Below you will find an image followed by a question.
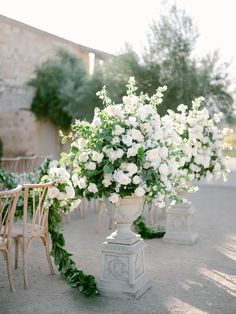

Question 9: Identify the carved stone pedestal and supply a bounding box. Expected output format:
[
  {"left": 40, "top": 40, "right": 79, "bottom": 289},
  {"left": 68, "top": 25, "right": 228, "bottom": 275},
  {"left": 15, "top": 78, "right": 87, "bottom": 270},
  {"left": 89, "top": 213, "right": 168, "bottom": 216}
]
[
  {"left": 163, "top": 199, "right": 198, "bottom": 245},
  {"left": 98, "top": 239, "right": 151, "bottom": 299}
]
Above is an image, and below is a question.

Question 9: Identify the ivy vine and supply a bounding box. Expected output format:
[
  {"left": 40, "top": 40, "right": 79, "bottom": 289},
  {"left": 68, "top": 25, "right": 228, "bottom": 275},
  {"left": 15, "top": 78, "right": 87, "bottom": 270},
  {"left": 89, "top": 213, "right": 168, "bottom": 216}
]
[{"left": 134, "top": 215, "right": 165, "bottom": 239}]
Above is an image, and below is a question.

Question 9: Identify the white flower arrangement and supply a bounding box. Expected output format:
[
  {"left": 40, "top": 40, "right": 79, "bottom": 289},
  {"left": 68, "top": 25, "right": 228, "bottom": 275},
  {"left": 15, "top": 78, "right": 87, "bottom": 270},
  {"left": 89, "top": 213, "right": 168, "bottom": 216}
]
[
  {"left": 61, "top": 78, "right": 187, "bottom": 206},
  {"left": 167, "top": 97, "right": 230, "bottom": 182},
  {"left": 42, "top": 160, "right": 80, "bottom": 212}
]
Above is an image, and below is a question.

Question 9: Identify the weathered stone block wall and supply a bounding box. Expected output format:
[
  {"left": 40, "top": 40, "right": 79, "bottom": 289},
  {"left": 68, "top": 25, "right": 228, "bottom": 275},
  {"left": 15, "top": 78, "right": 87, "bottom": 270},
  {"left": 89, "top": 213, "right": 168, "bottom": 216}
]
[{"left": 0, "top": 15, "right": 107, "bottom": 158}]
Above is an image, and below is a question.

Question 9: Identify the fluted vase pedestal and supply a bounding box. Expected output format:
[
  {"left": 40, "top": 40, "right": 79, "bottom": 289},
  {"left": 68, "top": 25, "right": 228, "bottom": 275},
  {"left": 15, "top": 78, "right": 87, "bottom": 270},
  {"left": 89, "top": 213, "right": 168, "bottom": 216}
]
[
  {"left": 163, "top": 199, "right": 198, "bottom": 245},
  {"left": 98, "top": 196, "right": 151, "bottom": 299}
]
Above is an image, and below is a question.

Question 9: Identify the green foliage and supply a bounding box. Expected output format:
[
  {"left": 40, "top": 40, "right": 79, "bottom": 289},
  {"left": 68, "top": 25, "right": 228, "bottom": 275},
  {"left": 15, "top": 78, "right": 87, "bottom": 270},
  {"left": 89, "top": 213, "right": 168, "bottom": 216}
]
[
  {"left": 29, "top": 50, "right": 88, "bottom": 129},
  {"left": 134, "top": 215, "right": 165, "bottom": 239}
]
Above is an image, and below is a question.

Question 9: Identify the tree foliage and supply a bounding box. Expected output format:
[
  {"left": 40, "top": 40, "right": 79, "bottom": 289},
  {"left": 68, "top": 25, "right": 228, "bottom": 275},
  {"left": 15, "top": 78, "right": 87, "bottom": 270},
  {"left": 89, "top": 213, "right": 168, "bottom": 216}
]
[
  {"left": 29, "top": 50, "right": 88, "bottom": 129},
  {"left": 95, "top": 5, "right": 234, "bottom": 117},
  {"left": 29, "top": 5, "right": 234, "bottom": 127}
]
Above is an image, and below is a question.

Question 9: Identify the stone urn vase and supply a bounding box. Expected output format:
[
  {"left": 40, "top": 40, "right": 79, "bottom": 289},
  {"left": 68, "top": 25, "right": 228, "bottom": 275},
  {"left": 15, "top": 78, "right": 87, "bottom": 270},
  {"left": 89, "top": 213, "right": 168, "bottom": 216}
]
[{"left": 105, "top": 195, "right": 144, "bottom": 245}]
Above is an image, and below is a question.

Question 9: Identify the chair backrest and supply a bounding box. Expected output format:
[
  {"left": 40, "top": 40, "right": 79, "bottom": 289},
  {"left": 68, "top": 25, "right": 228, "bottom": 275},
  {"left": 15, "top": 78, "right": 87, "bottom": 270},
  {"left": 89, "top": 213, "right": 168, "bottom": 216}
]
[
  {"left": 0, "top": 157, "right": 20, "bottom": 173},
  {"left": 22, "top": 182, "right": 53, "bottom": 234},
  {"left": 0, "top": 185, "right": 22, "bottom": 245}
]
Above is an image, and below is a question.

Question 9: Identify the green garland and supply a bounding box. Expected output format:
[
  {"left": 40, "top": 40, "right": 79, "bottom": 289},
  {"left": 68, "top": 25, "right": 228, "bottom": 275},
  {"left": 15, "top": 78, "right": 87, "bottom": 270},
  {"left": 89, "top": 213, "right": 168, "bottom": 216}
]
[
  {"left": 134, "top": 215, "right": 165, "bottom": 239},
  {"left": 0, "top": 168, "right": 99, "bottom": 297},
  {"left": 48, "top": 206, "right": 99, "bottom": 297}
]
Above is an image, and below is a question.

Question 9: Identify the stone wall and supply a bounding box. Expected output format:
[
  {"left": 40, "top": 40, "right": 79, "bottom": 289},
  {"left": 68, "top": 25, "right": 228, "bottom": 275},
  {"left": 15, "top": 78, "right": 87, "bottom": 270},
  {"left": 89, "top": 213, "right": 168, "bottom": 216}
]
[{"left": 0, "top": 15, "right": 108, "bottom": 158}]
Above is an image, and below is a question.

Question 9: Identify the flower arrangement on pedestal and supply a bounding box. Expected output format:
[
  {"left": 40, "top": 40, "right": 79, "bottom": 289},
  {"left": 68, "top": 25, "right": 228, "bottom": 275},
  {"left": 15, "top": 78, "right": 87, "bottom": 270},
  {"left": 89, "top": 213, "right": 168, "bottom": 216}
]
[
  {"left": 167, "top": 97, "right": 230, "bottom": 183},
  {"left": 61, "top": 77, "right": 187, "bottom": 207}
]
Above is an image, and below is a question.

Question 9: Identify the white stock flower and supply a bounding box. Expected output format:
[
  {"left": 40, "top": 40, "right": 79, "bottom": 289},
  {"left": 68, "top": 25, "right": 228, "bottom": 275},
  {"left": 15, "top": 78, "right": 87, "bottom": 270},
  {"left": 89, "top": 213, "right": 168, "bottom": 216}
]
[
  {"left": 49, "top": 160, "right": 59, "bottom": 168},
  {"left": 159, "top": 147, "right": 168, "bottom": 160},
  {"left": 88, "top": 183, "right": 98, "bottom": 193},
  {"left": 92, "top": 151, "right": 103, "bottom": 163},
  {"left": 113, "top": 125, "right": 125, "bottom": 136},
  {"left": 72, "top": 138, "right": 88, "bottom": 150},
  {"left": 85, "top": 162, "right": 96, "bottom": 170},
  {"left": 159, "top": 163, "right": 169, "bottom": 176},
  {"left": 135, "top": 186, "right": 145, "bottom": 197}
]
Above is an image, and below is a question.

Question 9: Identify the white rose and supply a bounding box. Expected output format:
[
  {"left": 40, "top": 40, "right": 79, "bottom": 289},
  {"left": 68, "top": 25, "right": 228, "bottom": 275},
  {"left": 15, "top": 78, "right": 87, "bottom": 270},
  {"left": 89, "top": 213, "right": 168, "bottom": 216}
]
[
  {"left": 159, "top": 163, "right": 169, "bottom": 176},
  {"left": 72, "top": 138, "right": 88, "bottom": 150},
  {"left": 127, "top": 146, "right": 138, "bottom": 158},
  {"left": 65, "top": 185, "right": 75, "bottom": 199},
  {"left": 132, "top": 175, "right": 141, "bottom": 184},
  {"left": 92, "top": 151, "right": 103, "bottom": 163},
  {"left": 131, "top": 129, "right": 144, "bottom": 142},
  {"left": 88, "top": 183, "right": 98, "bottom": 193},
  {"left": 47, "top": 186, "right": 60, "bottom": 199},
  {"left": 108, "top": 193, "right": 119, "bottom": 204},
  {"left": 135, "top": 186, "right": 145, "bottom": 197},
  {"left": 122, "top": 135, "right": 133, "bottom": 147},
  {"left": 85, "top": 162, "right": 96, "bottom": 170},
  {"left": 58, "top": 167, "right": 70, "bottom": 178},
  {"left": 57, "top": 192, "right": 66, "bottom": 200},
  {"left": 146, "top": 148, "right": 159, "bottom": 161},
  {"left": 115, "top": 149, "right": 124, "bottom": 159},
  {"left": 72, "top": 174, "right": 79, "bottom": 187},
  {"left": 79, "top": 152, "right": 89, "bottom": 163},
  {"left": 127, "top": 163, "right": 138, "bottom": 176},
  {"left": 49, "top": 167, "right": 59, "bottom": 177},
  {"left": 114, "top": 170, "right": 131, "bottom": 185},
  {"left": 78, "top": 177, "right": 87, "bottom": 189},
  {"left": 60, "top": 200, "right": 67, "bottom": 207}
]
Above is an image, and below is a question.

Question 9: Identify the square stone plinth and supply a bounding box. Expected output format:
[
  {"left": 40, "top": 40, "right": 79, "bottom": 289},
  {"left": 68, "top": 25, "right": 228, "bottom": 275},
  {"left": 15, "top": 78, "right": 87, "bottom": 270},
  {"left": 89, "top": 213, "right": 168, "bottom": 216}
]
[
  {"left": 98, "top": 239, "right": 151, "bottom": 299},
  {"left": 163, "top": 200, "right": 199, "bottom": 245}
]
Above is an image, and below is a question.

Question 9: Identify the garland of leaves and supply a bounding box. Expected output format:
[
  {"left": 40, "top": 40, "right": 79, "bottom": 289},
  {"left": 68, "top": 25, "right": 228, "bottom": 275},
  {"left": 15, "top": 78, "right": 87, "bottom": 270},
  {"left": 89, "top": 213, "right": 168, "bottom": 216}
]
[
  {"left": 134, "top": 215, "right": 166, "bottom": 239},
  {"left": 0, "top": 168, "right": 99, "bottom": 297}
]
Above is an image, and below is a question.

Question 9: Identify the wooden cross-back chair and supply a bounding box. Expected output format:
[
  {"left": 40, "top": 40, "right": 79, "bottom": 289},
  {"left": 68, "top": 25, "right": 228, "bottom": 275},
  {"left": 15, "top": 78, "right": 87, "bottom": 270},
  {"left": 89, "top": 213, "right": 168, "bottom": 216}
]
[
  {"left": 12, "top": 182, "right": 54, "bottom": 289},
  {"left": 0, "top": 185, "right": 22, "bottom": 291}
]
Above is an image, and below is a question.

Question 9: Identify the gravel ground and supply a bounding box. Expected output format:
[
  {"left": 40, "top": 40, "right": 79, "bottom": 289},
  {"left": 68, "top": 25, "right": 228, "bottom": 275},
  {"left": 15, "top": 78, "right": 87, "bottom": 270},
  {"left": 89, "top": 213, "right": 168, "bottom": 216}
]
[{"left": 0, "top": 183, "right": 236, "bottom": 314}]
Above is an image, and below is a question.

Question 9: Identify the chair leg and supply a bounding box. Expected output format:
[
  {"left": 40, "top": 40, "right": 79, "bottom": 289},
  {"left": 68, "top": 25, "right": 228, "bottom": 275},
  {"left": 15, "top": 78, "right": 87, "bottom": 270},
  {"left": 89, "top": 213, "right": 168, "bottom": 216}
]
[
  {"left": 41, "top": 234, "right": 55, "bottom": 275},
  {"left": 14, "top": 238, "right": 19, "bottom": 270},
  {"left": 23, "top": 239, "right": 29, "bottom": 290},
  {"left": 5, "top": 249, "right": 15, "bottom": 292}
]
